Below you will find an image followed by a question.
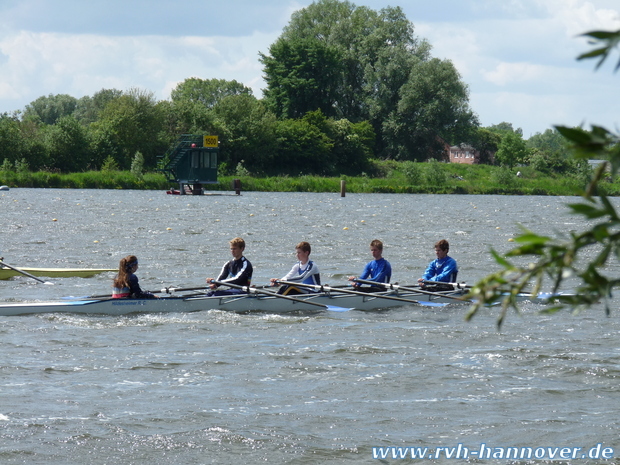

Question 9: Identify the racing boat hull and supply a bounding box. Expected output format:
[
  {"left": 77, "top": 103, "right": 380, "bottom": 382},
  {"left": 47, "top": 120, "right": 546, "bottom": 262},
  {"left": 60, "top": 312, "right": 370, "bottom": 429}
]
[{"left": 0, "top": 287, "right": 561, "bottom": 316}]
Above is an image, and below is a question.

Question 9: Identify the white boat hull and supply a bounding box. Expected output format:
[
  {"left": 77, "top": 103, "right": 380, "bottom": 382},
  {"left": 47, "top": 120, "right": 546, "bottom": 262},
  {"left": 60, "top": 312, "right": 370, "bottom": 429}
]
[{"left": 0, "top": 287, "right": 563, "bottom": 316}]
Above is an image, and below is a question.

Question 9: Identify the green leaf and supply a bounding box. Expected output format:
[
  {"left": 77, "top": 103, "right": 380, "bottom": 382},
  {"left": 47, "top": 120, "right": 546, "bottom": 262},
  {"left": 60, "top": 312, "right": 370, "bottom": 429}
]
[
  {"left": 581, "top": 30, "right": 620, "bottom": 40},
  {"left": 513, "top": 233, "right": 551, "bottom": 245},
  {"left": 578, "top": 48, "right": 608, "bottom": 60}
]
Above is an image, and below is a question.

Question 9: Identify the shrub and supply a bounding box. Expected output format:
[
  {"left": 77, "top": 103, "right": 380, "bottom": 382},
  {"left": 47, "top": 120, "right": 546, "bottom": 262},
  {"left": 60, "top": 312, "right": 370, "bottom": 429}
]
[
  {"left": 424, "top": 159, "right": 447, "bottom": 185},
  {"left": 402, "top": 161, "right": 423, "bottom": 185}
]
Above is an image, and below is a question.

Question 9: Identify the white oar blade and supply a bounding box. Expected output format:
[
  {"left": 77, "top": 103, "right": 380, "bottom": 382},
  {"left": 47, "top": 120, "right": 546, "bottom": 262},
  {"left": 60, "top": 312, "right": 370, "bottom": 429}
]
[
  {"left": 326, "top": 305, "right": 353, "bottom": 312},
  {"left": 417, "top": 301, "right": 448, "bottom": 307}
]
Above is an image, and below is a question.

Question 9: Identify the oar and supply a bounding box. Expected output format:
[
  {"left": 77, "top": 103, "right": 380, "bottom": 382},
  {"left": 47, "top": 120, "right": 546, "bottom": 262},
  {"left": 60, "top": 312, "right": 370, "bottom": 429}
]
[
  {"left": 354, "top": 278, "right": 467, "bottom": 302},
  {"left": 212, "top": 280, "right": 351, "bottom": 311},
  {"left": 158, "top": 285, "right": 211, "bottom": 294},
  {"left": 421, "top": 279, "right": 471, "bottom": 289},
  {"left": 0, "top": 260, "right": 53, "bottom": 285},
  {"left": 276, "top": 280, "right": 447, "bottom": 307}
]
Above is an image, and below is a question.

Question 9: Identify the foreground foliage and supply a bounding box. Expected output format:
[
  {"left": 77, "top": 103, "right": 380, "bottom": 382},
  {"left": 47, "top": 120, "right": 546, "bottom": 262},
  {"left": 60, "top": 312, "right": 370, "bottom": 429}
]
[{"left": 467, "top": 28, "right": 620, "bottom": 326}]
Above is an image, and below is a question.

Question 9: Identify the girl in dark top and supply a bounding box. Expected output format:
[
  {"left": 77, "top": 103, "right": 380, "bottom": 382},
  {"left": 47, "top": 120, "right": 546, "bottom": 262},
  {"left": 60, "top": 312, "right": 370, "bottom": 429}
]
[{"left": 112, "top": 255, "right": 156, "bottom": 299}]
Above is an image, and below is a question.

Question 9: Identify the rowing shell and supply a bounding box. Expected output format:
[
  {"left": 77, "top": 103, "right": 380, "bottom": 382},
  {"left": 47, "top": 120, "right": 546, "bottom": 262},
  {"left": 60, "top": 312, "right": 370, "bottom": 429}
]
[
  {"left": 0, "top": 266, "right": 116, "bottom": 280},
  {"left": 0, "top": 285, "right": 564, "bottom": 316}
]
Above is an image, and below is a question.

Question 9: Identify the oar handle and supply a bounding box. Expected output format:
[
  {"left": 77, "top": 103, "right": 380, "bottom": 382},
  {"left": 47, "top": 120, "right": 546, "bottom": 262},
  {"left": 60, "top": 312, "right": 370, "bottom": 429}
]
[
  {"left": 213, "top": 280, "right": 328, "bottom": 308},
  {"left": 353, "top": 278, "right": 405, "bottom": 289},
  {"left": 275, "top": 280, "right": 323, "bottom": 291},
  {"left": 422, "top": 280, "right": 470, "bottom": 289},
  {"left": 159, "top": 286, "right": 210, "bottom": 294},
  {"left": 211, "top": 280, "right": 249, "bottom": 292}
]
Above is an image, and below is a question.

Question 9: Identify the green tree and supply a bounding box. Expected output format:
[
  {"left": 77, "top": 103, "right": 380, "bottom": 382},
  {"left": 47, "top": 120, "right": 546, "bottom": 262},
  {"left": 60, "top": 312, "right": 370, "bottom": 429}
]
[
  {"left": 487, "top": 121, "right": 523, "bottom": 137},
  {"left": 0, "top": 113, "right": 24, "bottom": 164},
  {"left": 527, "top": 128, "right": 567, "bottom": 155},
  {"left": 23, "top": 94, "right": 78, "bottom": 125},
  {"left": 74, "top": 88, "right": 123, "bottom": 125},
  {"left": 19, "top": 117, "right": 50, "bottom": 170},
  {"left": 90, "top": 88, "right": 165, "bottom": 170},
  {"left": 273, "top": 118, "right": 333, "bottom": 175},
  {"left": 170, "top": 78, "right": 252, "bottom": 108},
  {"left": 301, "top": 110, "right": 375, "bottom": 174},
  {"left": 130, "top": 151, "right": 145, "bottom": 178},
  {"left": 262, "top": 0, "right": 476, "bottom": 160},
  {"left": 166, "top": 78, "right": 249, "bottom": 146},
  {"left": 468, "top": 28, "right": 620, "bottom": 326},
  {"left": 100, "top": 155, "right": 119, "bottom": 172},
  {"left": 384, "top": 57, "right": 478, "bottom": 160},
  {"left": 468, "top": 127, "right": 502, "bottom": 164},
  {"left": 161, "top": 99, "right": 215, "bottom": 136},
  {"left": 494, "top": 131, "right": 530, "bottom": 168},
  {"left": 526, "top": 129, "right": 575, "bottom": 175},
  {"left": 260, "top": 38, "right": 343, "bottom": 119},
  {"left": 211, "top": 94, "right": 278, "bottom": 173},
  {"left": 46, "top": 115, "right": 92, "bottom": 172}
]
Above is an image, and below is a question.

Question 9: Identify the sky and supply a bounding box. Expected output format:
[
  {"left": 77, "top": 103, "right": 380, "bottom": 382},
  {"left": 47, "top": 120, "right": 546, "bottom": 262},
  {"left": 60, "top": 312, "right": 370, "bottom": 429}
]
[{"left": 0, "top": 0, "right": 619, "bottom": 138}]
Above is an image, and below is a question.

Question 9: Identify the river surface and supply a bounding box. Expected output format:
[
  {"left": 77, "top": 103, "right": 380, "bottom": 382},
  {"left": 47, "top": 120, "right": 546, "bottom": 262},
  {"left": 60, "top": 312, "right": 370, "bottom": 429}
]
[{"left": 0, "top": 188, "right": 618, "bottom": 464}]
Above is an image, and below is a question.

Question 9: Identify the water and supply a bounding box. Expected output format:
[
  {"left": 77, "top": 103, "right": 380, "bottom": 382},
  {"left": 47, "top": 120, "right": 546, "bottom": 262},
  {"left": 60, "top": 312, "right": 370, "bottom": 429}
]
[{"left": 1, "top": 189, "right": 618, "bottom": 464}]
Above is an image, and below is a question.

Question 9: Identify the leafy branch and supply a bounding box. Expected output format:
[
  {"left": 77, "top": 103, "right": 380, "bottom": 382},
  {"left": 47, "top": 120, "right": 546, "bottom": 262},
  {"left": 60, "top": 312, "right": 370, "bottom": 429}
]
[
  {"left": 579, "top": 29, "right": 620, "bottom": 71},
  {"left": 468, "top": 29, "right": 620, "bottom": 327}
]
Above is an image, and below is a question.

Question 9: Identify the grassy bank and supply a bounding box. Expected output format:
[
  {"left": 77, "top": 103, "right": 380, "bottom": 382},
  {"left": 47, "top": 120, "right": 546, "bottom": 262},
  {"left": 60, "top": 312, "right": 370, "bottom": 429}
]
[{"left": 1, "top": 162, "right": 618, "bottom": 196}]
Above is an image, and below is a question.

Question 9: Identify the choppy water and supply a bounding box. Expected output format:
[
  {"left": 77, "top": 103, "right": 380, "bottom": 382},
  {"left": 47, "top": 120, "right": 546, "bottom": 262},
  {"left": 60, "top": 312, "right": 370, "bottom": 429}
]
[{"left": 1, "top": 189, "right": 618, "bottom": 464}]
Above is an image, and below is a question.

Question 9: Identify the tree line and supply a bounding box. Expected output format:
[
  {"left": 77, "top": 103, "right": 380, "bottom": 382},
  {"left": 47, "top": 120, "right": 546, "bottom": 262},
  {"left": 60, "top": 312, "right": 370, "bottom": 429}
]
[{"left": 0, "top": 0, "right": 581, "bottom": 178}]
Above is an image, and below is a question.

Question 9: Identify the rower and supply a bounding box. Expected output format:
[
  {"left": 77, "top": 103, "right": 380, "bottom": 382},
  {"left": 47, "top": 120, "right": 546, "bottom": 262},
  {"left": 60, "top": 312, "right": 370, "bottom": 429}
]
[
  {"left": 348, "top": 239, "right": 392, "bottom": 292},
  {"left": 270, "top": 241, "right": 320, "bottom": 295},
  {"left": 112, "top": 255, "right": 157, "bottom": 299},
  {"left": 206, "top": 237, "right": 253, "bottom": 296},
  {"left": 418, "top": 239, "right": 458, "bottom": 289}
]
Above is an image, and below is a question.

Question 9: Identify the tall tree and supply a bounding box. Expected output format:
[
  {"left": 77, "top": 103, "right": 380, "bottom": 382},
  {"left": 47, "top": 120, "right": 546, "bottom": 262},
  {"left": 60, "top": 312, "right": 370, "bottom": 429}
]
[
  {"left": 383, "top": 58, "right": 478, "bottom": 160},
  {"left": 261, "top": 0, "right": 476, "bottom": 161},
  {"left": 261, "top": 38, "right": 343, "bottom": 119}
]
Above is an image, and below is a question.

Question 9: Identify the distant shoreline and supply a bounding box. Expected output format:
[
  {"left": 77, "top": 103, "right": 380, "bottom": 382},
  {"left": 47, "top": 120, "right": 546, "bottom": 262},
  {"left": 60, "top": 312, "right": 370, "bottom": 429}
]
[{"left": 0, "top": 164, "right": 617, "bottom": 196}]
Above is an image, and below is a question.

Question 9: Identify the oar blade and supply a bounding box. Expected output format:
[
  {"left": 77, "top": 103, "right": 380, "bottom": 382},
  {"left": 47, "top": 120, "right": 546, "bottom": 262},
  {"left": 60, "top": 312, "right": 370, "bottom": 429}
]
[
  {"left": 416, "top": 301, "right": 449, "bottom": 307},
  {"left": 325, "top": 305, "right": 353, "bottom": 312}
]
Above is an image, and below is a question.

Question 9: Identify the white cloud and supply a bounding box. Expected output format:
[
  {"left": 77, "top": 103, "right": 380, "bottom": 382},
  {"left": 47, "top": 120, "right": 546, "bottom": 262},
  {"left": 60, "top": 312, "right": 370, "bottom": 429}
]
[
  {"left": 0, "top": 0, "right": 617, "bottom": 138},
  {"left": 0, "top": 29, "right": 277, "bottom": 108},
  {"left": 481, "top": 62, "right": 548, "bottom": 87}
]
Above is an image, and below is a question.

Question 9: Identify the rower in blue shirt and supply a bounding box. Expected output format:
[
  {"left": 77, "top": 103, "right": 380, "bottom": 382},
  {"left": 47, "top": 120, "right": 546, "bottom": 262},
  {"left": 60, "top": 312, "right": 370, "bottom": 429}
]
[
  {"left": 348, "top": 239, "right": 392, "bottom": 292},
  {"left": 419, "top": 239, "right": 458, "bottom": 285}
]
